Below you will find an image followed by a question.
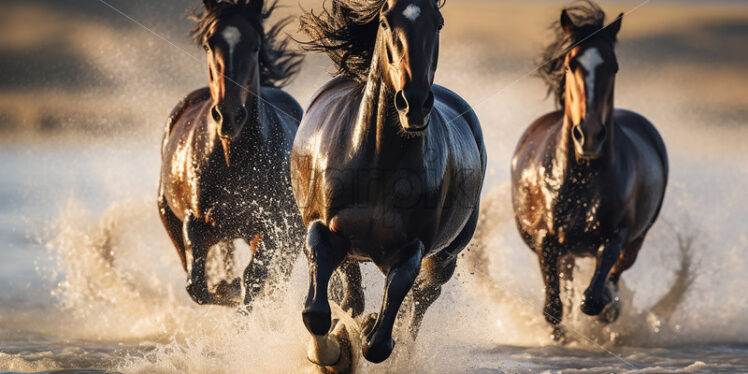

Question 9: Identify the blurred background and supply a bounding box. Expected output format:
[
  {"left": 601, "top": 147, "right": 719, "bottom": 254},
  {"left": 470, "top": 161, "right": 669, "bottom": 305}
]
[{"left": 0, "top": 0, "right": 746, "bottom": 373}]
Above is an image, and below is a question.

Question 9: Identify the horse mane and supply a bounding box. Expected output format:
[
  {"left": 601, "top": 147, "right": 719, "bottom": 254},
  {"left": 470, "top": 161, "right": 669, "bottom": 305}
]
[
  {"left": 537, "top": 0, "right": 616, "bottom": 108},
  {"left": 190, "top": 0, "right": 303, "bottom": 88},
  {"left": 299, "top": 0, "right": 445, "bottom": 83}
]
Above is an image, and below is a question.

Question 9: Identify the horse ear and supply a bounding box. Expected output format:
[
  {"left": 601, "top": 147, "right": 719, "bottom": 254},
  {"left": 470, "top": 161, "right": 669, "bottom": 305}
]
[
  {"left": 560, "top": 9, "right": 575, "bottom": 34},
  {"left": 608, "top": 13, "right": 623, "bottom": 38},
  {"left": 203, "top": 0, "right": 218, "bottom": 12},
  {"left": 246, "top": 0, "right": 264, "bottom": 14}
]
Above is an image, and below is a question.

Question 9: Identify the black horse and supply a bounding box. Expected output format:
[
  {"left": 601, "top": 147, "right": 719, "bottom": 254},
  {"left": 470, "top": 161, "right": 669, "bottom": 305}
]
[
  {"left": 511, "top": 1, "right": 668, "bottom": 341},
  {"left": 293, "top": 0, "right": 486, "bottom": 367},
  {"left": 158, "top": 0, "right": 304, "bottom": 307}
]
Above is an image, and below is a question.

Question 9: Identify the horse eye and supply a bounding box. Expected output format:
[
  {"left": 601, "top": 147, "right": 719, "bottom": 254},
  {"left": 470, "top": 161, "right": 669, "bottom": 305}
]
[
  {"left": 203, "top": 44, "right": 209, "bottom": 51},
  {"left": 380, "top": 19, "right": 388, "bottom": 30},
  {"left": 253, "top": 46, "right": 260, "bottom": 53}
]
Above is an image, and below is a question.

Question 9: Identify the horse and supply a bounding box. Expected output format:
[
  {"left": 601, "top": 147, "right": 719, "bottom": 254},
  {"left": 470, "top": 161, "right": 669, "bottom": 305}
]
[
  {"left": 157, "top": 0, "right": 305, "bottom": 307},
  {"left": 511, "top": 0, "right": 668, "bottom": 341},
  {"left": 292, "top": 0, "right": 486, "bottom": 367}
]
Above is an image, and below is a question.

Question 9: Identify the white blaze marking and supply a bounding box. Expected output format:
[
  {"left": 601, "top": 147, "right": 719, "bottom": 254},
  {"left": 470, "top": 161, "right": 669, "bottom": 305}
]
[
  {"left": 577, "top": 47, "right": 603, "bottom": 105},
  {"left": 222, "top": 26, "right": 241, "bottom": 59},
  {"left": 402, "top": 4, "right": 421, "bottom": 22}
]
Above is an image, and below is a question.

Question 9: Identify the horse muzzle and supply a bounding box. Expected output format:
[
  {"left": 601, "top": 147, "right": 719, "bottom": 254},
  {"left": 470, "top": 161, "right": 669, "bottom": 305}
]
[
  {"left": 572, "top": 123, "right": 606, "bottom": 160},
  {"left": 212, "top": 104, "right": 248, "bottom": 140},
  {"left": 395, "top": 89, "right": 433, "bottom": 133}
]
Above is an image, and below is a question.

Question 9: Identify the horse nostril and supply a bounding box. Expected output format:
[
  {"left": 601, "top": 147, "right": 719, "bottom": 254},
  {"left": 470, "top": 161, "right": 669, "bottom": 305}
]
[
  {"left": 597, "top": 126, "right": 607, "bottom": 142},
  {"left": 211, "top": 106, "right": 222, "bottom": 123},
  {"left": 423, "top": 91, "right": 434, "bottom": 112},
  {"left": 572, "top": 125, "right": 584, "bottom": 143},
  {"left": 395, "top": 90, "right": 408, "bottom": 112}
]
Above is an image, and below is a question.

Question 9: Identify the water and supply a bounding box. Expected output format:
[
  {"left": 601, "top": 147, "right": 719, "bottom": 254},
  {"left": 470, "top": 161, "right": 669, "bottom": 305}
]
[
  {"left": 1, "top": 135, "right": 747, "bottom": 373},
  {"left": 2, "top": 1, "right": 748, "bottom": 373}
]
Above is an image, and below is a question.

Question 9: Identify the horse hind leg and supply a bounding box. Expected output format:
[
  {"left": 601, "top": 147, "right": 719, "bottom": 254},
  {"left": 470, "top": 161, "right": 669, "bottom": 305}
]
[
  {"left": 407, "top": 206, "right": 479, "bottom": 341},
  {"left": 408, "top": 251, "right": 456, "bottom": 341},
  {"left": 330, "top": 261, "right": 365, "bottom": 318},
  {"left": 213, "top": 240, "right": 241, "bottom": 306},
  {"left": 361, "top": 241, "right": 423, "bottom": 363},
  {"left": 598, "top": 235, "right": 645, "bottom": 324},
  {"left": 242, "top": 231, "right": 289, "bottom": 310}
]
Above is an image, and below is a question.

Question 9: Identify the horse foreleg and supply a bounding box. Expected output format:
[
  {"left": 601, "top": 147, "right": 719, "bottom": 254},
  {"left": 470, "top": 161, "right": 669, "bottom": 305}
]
[
  {"left": 183, "top": 213, "right": 218, "bottom": 305},
  {"left": 158, "top": 193, "right": 187, "bottom": 272},
  {"left": 559, "top": 254, "right": 575, "bottom": 317},
  {"left": 538, "top": 238, "right": 563, "bottom": 341},
  {"left": 303, "top": 221, "right": 349, "bottom": 336},
  {"left": 361, "top": 241, "right": 423, "bottom": 363},
  {"left": 581, "top": 229, "right": 627, "bottom": 317}
]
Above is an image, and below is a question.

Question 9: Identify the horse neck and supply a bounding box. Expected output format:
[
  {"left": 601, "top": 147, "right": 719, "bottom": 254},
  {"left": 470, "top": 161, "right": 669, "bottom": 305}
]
[
  {"left": 234, "top": 78, "right": 267, "bottom": 148},
  {"left": 351, "top": 35, "right": 423, "bottom": 163}
]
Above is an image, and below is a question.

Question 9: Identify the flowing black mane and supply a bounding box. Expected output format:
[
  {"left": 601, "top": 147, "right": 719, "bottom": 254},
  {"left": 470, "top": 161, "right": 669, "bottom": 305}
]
[
  {"left": 190, "top": 0, "right": 303, "bottom": 88},
  {"left": 537, "top": 0, "right": 616, "bottom": 108},
  {"left": 299, "top": 0, "right": 444, "bottom": 83}
]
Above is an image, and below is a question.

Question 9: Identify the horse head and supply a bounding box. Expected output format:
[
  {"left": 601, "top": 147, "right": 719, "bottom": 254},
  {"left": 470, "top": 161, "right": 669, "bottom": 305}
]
[
  {"left": 198, "top": 0, "right": 265, "bottom": 163},
  {"left": 377, "top": 0, "right": 444, "bottom": 133},
  {"left": 561, "top": 9, "right": 622, "bottom": 160}
]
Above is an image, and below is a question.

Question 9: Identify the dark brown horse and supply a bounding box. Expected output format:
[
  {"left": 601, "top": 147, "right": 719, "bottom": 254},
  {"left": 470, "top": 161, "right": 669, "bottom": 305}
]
[
  {"left": 511, "top": 1, "right": 668, "bottom": 341},
  {"left": 293, "top": 0, "right": 486, "bottom": 367},
  {"left": 158, "top": 0, "right": 304, "bottom": 307}
]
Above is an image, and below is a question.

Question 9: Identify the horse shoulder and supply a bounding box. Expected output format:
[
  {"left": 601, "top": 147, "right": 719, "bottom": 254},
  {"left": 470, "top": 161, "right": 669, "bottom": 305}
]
[
  {"left": 432, "top": 85, "right": 483, "bottom": 145},
  {"left": 304, "top": 77, "right": 359, "bottom": 112},
  {"left": 165, "top": 87, "right": 211, "bottom": 136},
  {"left": 614, "top": 109, "right": 668, "bottom": 175},
  {"left": 260, "top": 86, "right": 303, "bottom": 125}
]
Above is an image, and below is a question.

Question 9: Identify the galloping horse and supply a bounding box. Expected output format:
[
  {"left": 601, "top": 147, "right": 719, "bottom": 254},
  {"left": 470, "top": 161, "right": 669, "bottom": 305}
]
[
  {"left": 511, "top": 1, "right": 668, "bottom": 341},
  {"left": 293, "top": 0, "right": 486, "bottom": 367},
  {"left": 158, "top": 0, "right": 304, "bottom": 306}
]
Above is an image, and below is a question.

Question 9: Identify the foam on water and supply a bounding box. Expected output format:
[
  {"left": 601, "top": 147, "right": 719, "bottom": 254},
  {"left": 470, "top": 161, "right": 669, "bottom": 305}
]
[{"left": 4, "top": 143, "right": 743, "bottom": 373}]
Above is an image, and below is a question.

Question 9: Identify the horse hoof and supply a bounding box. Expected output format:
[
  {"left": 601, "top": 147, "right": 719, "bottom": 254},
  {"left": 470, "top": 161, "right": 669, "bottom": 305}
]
[
  {"left": 304, "top": 304, "right": 333, "bottom": 336},
  {"left": 186, "top": 283, "right": 211, "bottom": 305},
  {"left": 598, "top": 283, "right": 621, "bottom": 324},
  {"left": 581, "top": 290, "right": 608, "bottom": 316},
  {"left": 361, "top": 333, "right": 394, "bottom": 363},
  {"left": 551, "top": 326, "right": 567, "bottom": 343},
  {"left": 308, "top": 320, "right": 356, "bottom": 374},
  {"left": 214, "top": 278, "right": 242, "bottom": 306}
]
